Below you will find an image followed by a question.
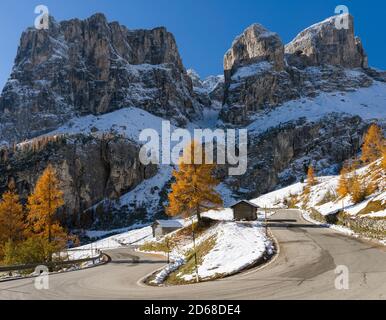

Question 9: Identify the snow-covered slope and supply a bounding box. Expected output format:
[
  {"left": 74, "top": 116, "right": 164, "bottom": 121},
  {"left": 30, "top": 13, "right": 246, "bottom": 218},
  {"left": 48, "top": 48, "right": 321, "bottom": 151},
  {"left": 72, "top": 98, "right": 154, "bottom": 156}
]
[
  {"left": 69, "top": 206, "right": 272, "bottom": 284},
  {"left": 140, "top": 209, "right": 273, "bottom": 284},
  {"left": 116, "top": 165, "right": 174, "bottom": 214},
  {"left": 179, "top": 220, "right": 272, "bottom": 282},
  {"left": 68, "top": 226, "right": 154, "bottom": 260},
  {"left": 50, "top": 107, "right": 178, "bottom": 141},
  {"left": 251, "top": 159, "right": 386, "bottom": 219},
  {"left": 247, "top": 81, "right": 386, "bottom": 136},
  {"left": 47, "top": 106, "right": 235, "bottom": 222}
]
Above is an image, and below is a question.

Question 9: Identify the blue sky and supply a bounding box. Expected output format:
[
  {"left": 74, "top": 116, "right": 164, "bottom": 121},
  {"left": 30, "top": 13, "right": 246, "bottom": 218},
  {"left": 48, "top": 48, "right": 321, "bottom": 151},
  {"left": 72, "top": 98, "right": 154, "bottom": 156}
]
[{"left": 0, "top": 0, "right": 385, "bottom": 90}]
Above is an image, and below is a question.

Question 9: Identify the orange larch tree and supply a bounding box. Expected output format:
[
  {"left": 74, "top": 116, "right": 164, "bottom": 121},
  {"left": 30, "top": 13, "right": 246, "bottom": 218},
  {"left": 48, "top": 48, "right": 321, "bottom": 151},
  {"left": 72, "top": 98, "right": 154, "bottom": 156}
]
[
  {"left": 167, "top": 141, "right": 223, "bottom": 222},
  {"left": 350, "top": 174, "right": 365, "bottom": 204},
  {"left": 307, "top": 165, "right": 317, "bottom": 187},
  {"left": 166, "top": 141, "right": 223, "bottom": 283},
  {"left": 27, "top": 164, "right": 66, "bottom": 245},
  {"left": 0, "top": 190, "right": 25, "bottom": 245},
  {"left": 337, "top": 164, "right": 350, "bottom": 198},
  {"left": 361, "top": 124, "right": 384, "bottom": 163}
]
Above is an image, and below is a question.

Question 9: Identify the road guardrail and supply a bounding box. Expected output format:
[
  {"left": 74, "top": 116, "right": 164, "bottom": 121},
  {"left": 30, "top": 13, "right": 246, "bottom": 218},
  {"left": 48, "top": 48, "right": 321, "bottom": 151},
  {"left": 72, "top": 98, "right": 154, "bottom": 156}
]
[{"left": 0, "top": 253, "right": 107, "bottom": 273}]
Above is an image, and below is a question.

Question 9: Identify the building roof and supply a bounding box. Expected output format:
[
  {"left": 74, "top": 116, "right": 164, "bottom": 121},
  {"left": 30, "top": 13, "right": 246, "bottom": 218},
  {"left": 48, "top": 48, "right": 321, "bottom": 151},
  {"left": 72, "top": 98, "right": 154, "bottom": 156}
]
[
  {"left": 230, "top": 200, "right": 260, "bottom": 209},
  {"left": 153, "top": 220, "right": 184, "bottom": 228}
]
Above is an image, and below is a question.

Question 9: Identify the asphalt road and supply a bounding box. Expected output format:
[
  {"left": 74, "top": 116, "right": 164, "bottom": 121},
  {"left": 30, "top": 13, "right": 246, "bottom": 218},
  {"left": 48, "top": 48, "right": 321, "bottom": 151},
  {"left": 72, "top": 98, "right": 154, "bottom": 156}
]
[{"left": 1, "top": 210, "right": 386, "bottom": 300}]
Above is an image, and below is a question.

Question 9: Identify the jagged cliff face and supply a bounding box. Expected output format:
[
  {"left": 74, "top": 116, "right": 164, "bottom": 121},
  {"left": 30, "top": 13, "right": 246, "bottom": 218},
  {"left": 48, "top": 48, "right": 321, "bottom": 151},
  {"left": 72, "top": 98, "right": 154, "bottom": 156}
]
[
  {"left": 218, "top": 14, "right": 386, "bottom": 204},
  {"left": 0, "top": 13, "right": 200, "bottom": 144},
  {"left": 224, "top": 23, "right": 285, "bottom": 74},
  {"left": 285, "top": 14, "right": 368, "bottom": 69},
  {"left": 220, "top": 14, "right": 378, "bottom": 125},
  {"left": 187, "top": 69, "right": 225, "bottom": 106},
  {"left": 226, "top": 114, "right": 368, "bottom": 199},
  {"left": 0, "top": 134, "right": 157, "bottom": 228}
]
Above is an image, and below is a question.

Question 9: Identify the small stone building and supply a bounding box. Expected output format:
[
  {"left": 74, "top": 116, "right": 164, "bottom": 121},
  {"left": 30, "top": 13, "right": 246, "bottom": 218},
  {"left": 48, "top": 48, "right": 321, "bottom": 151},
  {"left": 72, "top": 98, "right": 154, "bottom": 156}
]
[
  {"left": 231, "top": 200, "right": 260, "bottom": 221},
  {"left": 152, "top": 220, "right": 184, "bottom": 238}
]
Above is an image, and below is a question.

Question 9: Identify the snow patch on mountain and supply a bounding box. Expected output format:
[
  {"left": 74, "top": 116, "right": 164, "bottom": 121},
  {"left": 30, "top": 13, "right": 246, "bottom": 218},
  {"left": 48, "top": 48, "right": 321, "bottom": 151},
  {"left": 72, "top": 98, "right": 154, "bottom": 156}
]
[
  {"left": 117, "top": 165, "right": 173, "bottom": 214},
  {"left": 247, "top": 81, "right": 386, "bottom": 136},
  {"left": 50, "top": 107, "right": 177, "bottom": 141},
  {"left": 187, "top": 68, "right": 224, "bottom": 95},
  {"left": 202, "top": 75, "right": 224, "bottom": 93},
  {"left": 231, "top": 61, "right": 273, "bottom": 81}
]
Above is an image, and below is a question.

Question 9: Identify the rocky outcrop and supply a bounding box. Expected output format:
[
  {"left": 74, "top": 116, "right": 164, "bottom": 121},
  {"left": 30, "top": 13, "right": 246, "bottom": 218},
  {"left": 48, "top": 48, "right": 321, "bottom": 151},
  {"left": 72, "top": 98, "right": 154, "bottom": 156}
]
[
  {"left": 225, "top": 114, "right": 367, "bottom": 198},
  {"left": 285, "top": 14, "right": 368, "bottom": 69},
  {"left": 220, "top": 64, "right": 299, "bottom": 125},
  {"left": 0, "top": 13, "right": 201, "bottom": 144},
  {"left": 187, "top": 69, "right": 225, "bottom": 106},
  {"left": 224, "top": 24, "right": 285, "bottom": 76},
  {"left": 311, "top": 208, "right": 386, "bottom": 238},
  {"left": 221, "top": 15, "right": 375, "bottom": 125},
  {"left": 0, "top": 134, "right": 157, "bottom": 228},
  {"left": 206, "top": 76, "right": 225, "bottom": 103}
]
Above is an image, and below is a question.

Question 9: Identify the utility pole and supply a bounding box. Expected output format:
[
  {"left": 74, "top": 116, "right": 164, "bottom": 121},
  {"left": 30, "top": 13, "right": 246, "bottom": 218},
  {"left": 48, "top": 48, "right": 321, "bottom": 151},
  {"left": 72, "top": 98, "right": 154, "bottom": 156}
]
[
  {"left": 90, "top": 241, "right": 94, "bottom": 264},
  {"left": 191, "top": 217, "right": 199, "bottom": 283},
  {"left": 166, "top": 238, "right": 170, "bottom": 264}
]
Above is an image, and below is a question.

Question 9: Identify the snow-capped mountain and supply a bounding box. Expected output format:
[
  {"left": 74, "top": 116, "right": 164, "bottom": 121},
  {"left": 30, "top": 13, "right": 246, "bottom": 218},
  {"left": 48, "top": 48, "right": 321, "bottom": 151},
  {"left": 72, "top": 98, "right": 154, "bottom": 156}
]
[
  {"left": 0, "top": 13, "right": 385, "bottom": 232},
  {"left": 0, "top": 13, "right": 202, "bottom": 144},
  {"left": 187, "top": 69, "right": 225, "bottom": 107},
  {"left": 220, "top": 14, "right": 384, "bottom": 125},
  {"left": 217, "top": 13, "right": 386, "bottom": 201}
]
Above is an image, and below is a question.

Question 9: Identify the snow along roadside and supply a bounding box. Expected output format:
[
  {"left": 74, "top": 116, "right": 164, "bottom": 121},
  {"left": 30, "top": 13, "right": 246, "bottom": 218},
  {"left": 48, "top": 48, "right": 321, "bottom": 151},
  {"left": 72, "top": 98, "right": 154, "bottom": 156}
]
[
  {"left": 143, "top": 219, "right": 275, "bottom": 286},
  {"left": 180, "top": 221, "right": 274, "bottom": 283}
]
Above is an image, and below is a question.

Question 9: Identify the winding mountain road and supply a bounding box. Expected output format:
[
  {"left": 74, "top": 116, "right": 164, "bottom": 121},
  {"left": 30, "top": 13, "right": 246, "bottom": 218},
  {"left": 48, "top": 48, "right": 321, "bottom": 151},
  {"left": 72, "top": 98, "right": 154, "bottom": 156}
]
[{"left": 1, "top": 210, "right": 386, "bottom": 300}]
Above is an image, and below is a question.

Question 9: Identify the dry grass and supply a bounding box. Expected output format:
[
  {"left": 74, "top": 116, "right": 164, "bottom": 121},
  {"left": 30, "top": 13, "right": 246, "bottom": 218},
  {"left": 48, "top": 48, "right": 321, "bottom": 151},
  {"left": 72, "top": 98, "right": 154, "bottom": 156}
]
[
  {"left": 165, "top": 235, "right": 217, "bottom": 285},
  {"left": 315, "top": 190, "right": 337, "bottom": 206},
  {"left": 357, "top": 201, "right": 386, "bottom": 216},
  {"left": 140, "top": 218, "right": 217, "bottom": 254},
  {"left": 139, "top": 240, "right": 169, "bottom": 253}
]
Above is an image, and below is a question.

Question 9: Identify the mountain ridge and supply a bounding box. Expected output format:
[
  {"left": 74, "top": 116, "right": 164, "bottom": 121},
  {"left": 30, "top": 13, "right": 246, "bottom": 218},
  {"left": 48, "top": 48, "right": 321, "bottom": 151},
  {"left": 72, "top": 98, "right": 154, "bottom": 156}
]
[
  {"left": 0, "top": 13, "right": 202, "bottom": 144},
  {"left": 0, "top": 12, "right": 385, "bottom": 232}
]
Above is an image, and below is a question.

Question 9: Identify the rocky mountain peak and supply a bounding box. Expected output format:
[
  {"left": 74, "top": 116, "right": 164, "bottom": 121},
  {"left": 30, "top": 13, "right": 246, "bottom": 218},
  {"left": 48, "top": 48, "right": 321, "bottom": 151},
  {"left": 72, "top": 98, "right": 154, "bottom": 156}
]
[
  {"left": 187, "top": 69, "right": 202, "bottom": 87},
  {"left": 187, "top": 69, "right": 225, "bottom": 105},
  {"left": 220, "top": 14, "right": 377, "bottom": 126},
  {"left": 285, "top": 14, "right": 368, "bottom": 69},
  {"left": 0, "top": 13, "right": 199, "bottom": 144},
  {"left": 224, "top": 23, "right": 285, "bottom": 80},
  {"left": 87, "top": 12, "right": 109, "bottom": 23}
]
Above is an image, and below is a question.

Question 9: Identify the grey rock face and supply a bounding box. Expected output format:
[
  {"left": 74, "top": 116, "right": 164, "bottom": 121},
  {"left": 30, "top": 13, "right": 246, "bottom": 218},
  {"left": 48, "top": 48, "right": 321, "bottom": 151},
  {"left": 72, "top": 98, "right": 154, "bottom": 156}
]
[
  {"left": 0, "top": 134, "right": 157, "bottom": 228},
  {"left": 221, "top": 15, "right": 374, "bottom": 125},
  {"left": 221, "top": 24, "right": 286, "bottom": 124},
  {"left": 285, "top": 14, "right": 368, "bottom": 69},
  {"left": 203, "top": 75, "right": 225, "bottom": 104},
  {"left": 226, "top": 114, "right": 367, "bottom": 199},
  {"left": 0, "top": 13, "right": 200, "bottom": 143},
  {"left": 224, "top": 23, "right": 285, "bottom": 77},
  {"left": 220, "top": 65, "right": 299, "bottom": 125},
  {"left": 187, "top": 69, "right": 225, "bottom": 106}
]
